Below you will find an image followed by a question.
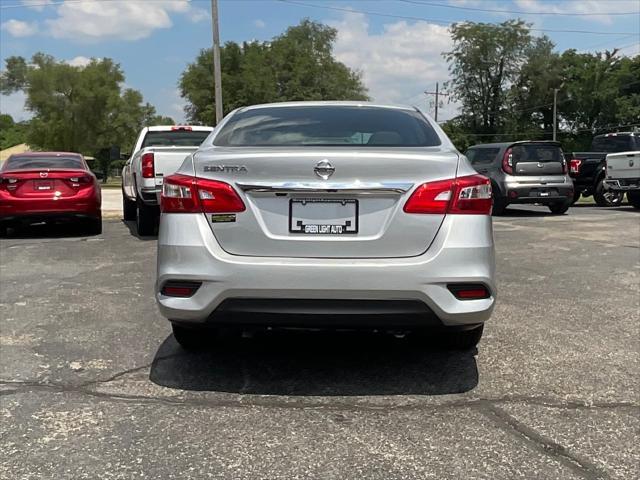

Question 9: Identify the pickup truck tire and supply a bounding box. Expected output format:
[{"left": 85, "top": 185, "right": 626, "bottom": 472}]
[
  {"left": 172, "top": 324, "right": 216, "bottom": 351},
  {"left": 548, "top": 201, "right": 571, "bottom": 215},
  {"left": 122, "top": 189, "right": 136, "bottom": 221},
  {"left": 594, "top": 178, "right": 624, "bottom": 207},
  {"left": 136, "top": 199, "right": 157, "bottom": 236},
  {"left": 571, "top": 190, "right": 581, "bottom": 204},
  {"left": 627, "top": 191, "right": 640, "bottom": 209}
]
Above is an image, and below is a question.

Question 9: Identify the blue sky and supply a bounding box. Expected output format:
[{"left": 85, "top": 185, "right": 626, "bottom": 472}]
[{"left": 1, "top": 0, "right": 639, "bottom": 123}]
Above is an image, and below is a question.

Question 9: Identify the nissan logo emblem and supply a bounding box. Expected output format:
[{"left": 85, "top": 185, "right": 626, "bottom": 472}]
[{"left": 314, "top": 160, "right": 335, "bottom": 180}]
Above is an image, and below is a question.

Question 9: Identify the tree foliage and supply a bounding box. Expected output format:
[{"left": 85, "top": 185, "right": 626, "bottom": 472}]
[
  {"left": 0, "top": 53, "right": 173, "bottom": 160},
  {"left": 444, "top": 22, "right": 640, "bottom": 150},
  {"left": 180, "top": 19, "right": 368, "bottom": 124},
  {"left": 0, "top": 114, "right": 29, "bottom": 150}
]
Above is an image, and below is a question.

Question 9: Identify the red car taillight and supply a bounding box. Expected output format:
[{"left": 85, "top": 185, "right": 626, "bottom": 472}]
[
  {"left": 0, "top": 176, "right": 20, "bottom": 191},
  {"left": 502, "top": 147, "right": 514, "bottom": 174},
  {"left": 570, "top": 159, "right": 582, "bottom": 175},
  {"left": 161, "top": 174, "right": 246, "bottom": 213},
  {"left": 141, "top": 152, "right": 155, "bottom": 178},
  {"left": 67, "top": 175, "right": 93, "bottom": 188},
  {"left": 448, "top": 284, "right": 491, "bottom": 300},
  {"left": 403, "top": 174, "right": 492, "bottom": 215}
]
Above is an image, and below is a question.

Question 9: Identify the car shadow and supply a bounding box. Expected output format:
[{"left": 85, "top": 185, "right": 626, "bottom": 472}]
[
  {"left": 122, "top": 219, "right": 157, "bottom": 240},
  {"left": 150, "top": 329, "right": 479, "bottom": 396},
  {"left": 0, "top": 221, "right": 98, "bottom": 239},
  {"left": 495, "top": 207, "right": 552, "bottom": 217}
]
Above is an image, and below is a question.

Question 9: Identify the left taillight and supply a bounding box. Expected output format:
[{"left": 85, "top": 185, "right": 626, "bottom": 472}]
[
  {"left": 403, "top": 174, "right": 492, "bottom": 215},
  {"left": 141, "top": 152, "right": 155, "bottom": 178},
  {"left": 161, "top": 174, "right": 246, "bottom": 214},
  {"left": 0, "top": 176, "right": 20, "bottom": 191}
]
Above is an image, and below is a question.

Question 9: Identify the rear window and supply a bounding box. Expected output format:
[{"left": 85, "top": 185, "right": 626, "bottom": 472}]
[
  {"left": 213, "top": 106, "right": 442, "bottom": 147},
  {"left": 591, "top": 135, "right": 637, "bottom": 153},
  {"left": 466, "top": 148, "right": 499, "bottom": 165},
  {"left": 511, "top": 144, "right": 562, "bottom": 162},
  {"left": 3, "top": 155, "right": 84, "bottom": 171},
  {"left": 141, "top": 130, "right": 211, "bottom": 148}
]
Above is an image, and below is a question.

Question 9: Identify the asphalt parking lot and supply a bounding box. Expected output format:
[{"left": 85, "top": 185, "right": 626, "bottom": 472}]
[{"left": 1, "top": 205, "right": 638, "bottom": 479}]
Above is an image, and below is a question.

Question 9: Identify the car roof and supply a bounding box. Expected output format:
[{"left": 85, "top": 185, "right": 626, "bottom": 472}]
[
  {"left": 8, "top": 151, "right": 83, "bottom": 157},
  {"left": 594, "top": 132, "right": 637, "bottom": 138},
  {"left": 146, "top": 125, "right": 213, "bottom": 132},
  {"left": 467, "top": 141, "right": 561, "bottom": 149},
  {"left": 237, "top": 101, "right": 419, "bottom": 113}
]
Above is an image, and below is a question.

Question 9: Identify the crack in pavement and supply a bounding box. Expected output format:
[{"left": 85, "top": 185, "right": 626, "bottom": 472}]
[{"left": 477, "top": 401, "right": 612, "bottom": 480}]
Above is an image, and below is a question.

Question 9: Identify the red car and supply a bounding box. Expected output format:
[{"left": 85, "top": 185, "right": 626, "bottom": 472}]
[{"left": 0, "top": 152, "right": 102, "bottom": 235}]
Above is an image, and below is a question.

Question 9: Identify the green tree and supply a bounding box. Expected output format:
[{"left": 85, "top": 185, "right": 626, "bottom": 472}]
[
  {"left": 0, "top": 114, "right": 29, "bottom": 150},
  {"left": 180, "top": 19, "right": 368, "bottom": 124}
]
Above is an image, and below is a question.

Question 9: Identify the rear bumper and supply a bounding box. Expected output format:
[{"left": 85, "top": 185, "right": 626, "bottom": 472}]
[
  {"left": 603, "top": 178, "right": 640, "bottom": 191},
  {"left": 501, "top": 180, "right": 573, "bottom": 204},
  {"left": 155, "top": 214, "right": 496, "bottom": 328},
  {"left": 0, "top": 196, "right": 100, "bottom": 221}
]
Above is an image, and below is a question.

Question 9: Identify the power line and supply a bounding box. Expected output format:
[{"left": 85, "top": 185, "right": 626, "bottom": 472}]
[
  {"left": 277, "top": 0, "right": 640, "bottom": 36},
  {"left": 398, "top": 0, "right": 640, "bottom": 16}
]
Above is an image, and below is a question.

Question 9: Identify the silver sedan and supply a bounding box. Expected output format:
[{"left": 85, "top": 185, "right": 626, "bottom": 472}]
[{"left": 155, "top": 102, "right": 495, "bottom": 350}]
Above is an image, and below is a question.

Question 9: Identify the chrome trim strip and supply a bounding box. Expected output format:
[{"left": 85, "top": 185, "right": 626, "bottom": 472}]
[{"left": 236, "top": 181, "right": 414, "bottom": 194}]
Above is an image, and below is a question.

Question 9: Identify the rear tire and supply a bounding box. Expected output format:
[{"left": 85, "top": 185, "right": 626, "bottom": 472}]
[
  {"left": 445, "top": 325, "right": 484, "bottom": 351},
  {"left": 136, "top": 199, "right": 157, "bottom": 236},
  {"left": 594, "top": 178, "right": 624, "bottom": 207},
  {"left": 627, "top": 191, "right": 640, "bottom": 209},
  {"left": 0, "top": 222, "right": 8, "bottom": 237},
  {"left": 86, "top": 216, "right": 102, "bottom": 235},
  {"left": 492, "top": 196, "right": 507, "bottom": 216},
  {"left": 122, "top": 190, "right": 136, "bottom": 221},
  {"left": 548, "top": 201, "right": 570, "bottom": 215},
  {"left": 172, "top": 324, "right": 214, "bottom": 351}
]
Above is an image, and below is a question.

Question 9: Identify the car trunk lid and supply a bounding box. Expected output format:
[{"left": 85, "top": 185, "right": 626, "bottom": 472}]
[
  {"left": 0, "top": 169, "right": 92, "bottom": 198},
  {"left": 509, "top": 143, "right": 565, "bottom": 176},
  {"left": 194, "top": 146, "right": 459, "bottom": 258}
]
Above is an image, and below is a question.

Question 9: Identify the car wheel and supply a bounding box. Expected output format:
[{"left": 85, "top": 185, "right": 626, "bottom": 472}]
[
  {"left": 172, "top": 324, "right": 215, "bottom": 351},
  {"left": 548, "top": 201, "right": 570, "bottom": 215},
  {"left": 0, "top": 223, "right": 8, "bottom": 237},
  {"left": 492, "top": 196, "right": 507, "bottom": 216},
  {"left": 627, "top": 191, "right": 640, "bottom": 209},
  {"left": 87, "top": 216, "right": 102, "bottom": 235},
  {"left": 571, "top": 189, "right": 581, "bottom": 204},
  {"left": 593, "top": 178, "right": 624, "bottom": 207},
  {"left": 444, "top": 324, "right": 484, "bottom": 350},
  {"left": 122, "top": 190, "right": 137, "bottom": 221},
  {"left": 136, "top": 200, "right": 157, "bottom": 236}
]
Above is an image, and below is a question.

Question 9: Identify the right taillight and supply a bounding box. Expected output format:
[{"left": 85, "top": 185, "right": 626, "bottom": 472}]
[
  {"left": 502, "top": 147, "right": 513, "bottom": 174},
  {"left": 141, "top": 152, "right": 155, "bottom": 178},
  {"left": 570, "top": 159, "right": 581, "bottom": 175},
  {"left": 161, "top": 174, "right": 245, "bottom": 214},
  {"left": 404, "top": 174, "right": 492, "bottom": 215}
]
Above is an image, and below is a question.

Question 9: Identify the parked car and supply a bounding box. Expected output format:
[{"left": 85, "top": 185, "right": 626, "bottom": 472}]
[
  {"left": 567, "top": 132, "right": 640, "bottom": 206},
  {"left": 465, "top": 141, "right": 573, "bottom": 215},
  {"left": 156, "top": 102, "right": 495, "bottom": 351},
  {"left": 121, "top": 125, "right": 213, "bottom": 235},
  {"left": 0, "top": 152, "right": 102, "bottom": 235},
  {"left": 603, "top": 150, "right": 640, "bottom": 209}
]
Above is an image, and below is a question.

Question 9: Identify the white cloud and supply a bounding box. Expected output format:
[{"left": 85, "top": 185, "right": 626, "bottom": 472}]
[
  {"left": 0, "top": 91, "right": 31, "bottom": 122},
  {"left": 254, "top": 19, "right": 266, "bottom": 29},
  {"left": 332, "top": 12, "right": 459, "bottom": 120},
  {"left": 21, "top": 0, "right": 52, "bottom": 12},
  {"left": 1, "top": 19, "right": 38, "bottom": 38},
  {"left": 66, "top": 56, "right": 92, "bottom": 67},
  {"left": 44, "top": 0, "right": 201, "bottom": 41}
]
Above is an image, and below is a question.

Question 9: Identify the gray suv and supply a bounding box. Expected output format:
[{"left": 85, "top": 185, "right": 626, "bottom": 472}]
[{"left": 465, "top": 141, "right": 574, "bottom": 215}]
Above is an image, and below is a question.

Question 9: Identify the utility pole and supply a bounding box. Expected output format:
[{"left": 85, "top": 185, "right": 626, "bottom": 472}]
[
  {"left": 211, "top": 0, "right": 223, "bottom": 125},
  {"left": 424, "top": 82, "right": 450, "bottom": 122},
  {"left": 552, "top": 88, "right": 559, "bottom": 141}
]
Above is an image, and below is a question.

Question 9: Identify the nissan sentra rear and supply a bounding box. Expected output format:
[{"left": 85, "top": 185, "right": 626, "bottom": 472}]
[{"left": 155, "top": 102, "right": 495, "bottom": 350}]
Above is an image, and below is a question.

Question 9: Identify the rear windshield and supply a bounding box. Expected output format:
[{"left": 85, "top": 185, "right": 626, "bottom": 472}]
[
  {"left": 511, "top": 144, "right": 562, "bottom": 162},
  {"left": 213, "top": 106, "right": 442, "bottom": 147},
  {"left": 3, "top": 155, "right": 84, "bottom": 171},
  {"left": 591, "top": 135, "right": 637, "bottom": 153},
  {"left": 466, "top": 148, "right": 499, "bottom": 165},
  {"left": 142, "top": 130, "right": 211, "bottom": 148}
]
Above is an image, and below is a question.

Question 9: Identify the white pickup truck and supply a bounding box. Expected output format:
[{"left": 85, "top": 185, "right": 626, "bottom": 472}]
[
  {"left": 121, "top": 125, "right": 213, "bottom": 234},
  {"left": 604, "top": 150, "right": 640, "bottom": 209}
]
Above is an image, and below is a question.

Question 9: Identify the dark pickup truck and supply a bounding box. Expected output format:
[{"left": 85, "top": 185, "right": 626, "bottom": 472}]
[{"left": 567, "top": 132, "right": 640, "bottom": 206}]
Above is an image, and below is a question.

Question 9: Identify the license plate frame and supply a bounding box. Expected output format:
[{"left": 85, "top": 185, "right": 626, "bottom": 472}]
[
  {"left": 34, "top": 180, "right": 53, "bottom": 191},
  {"left": 289, "top": 198, "right": 359, "bottom": 235}
]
